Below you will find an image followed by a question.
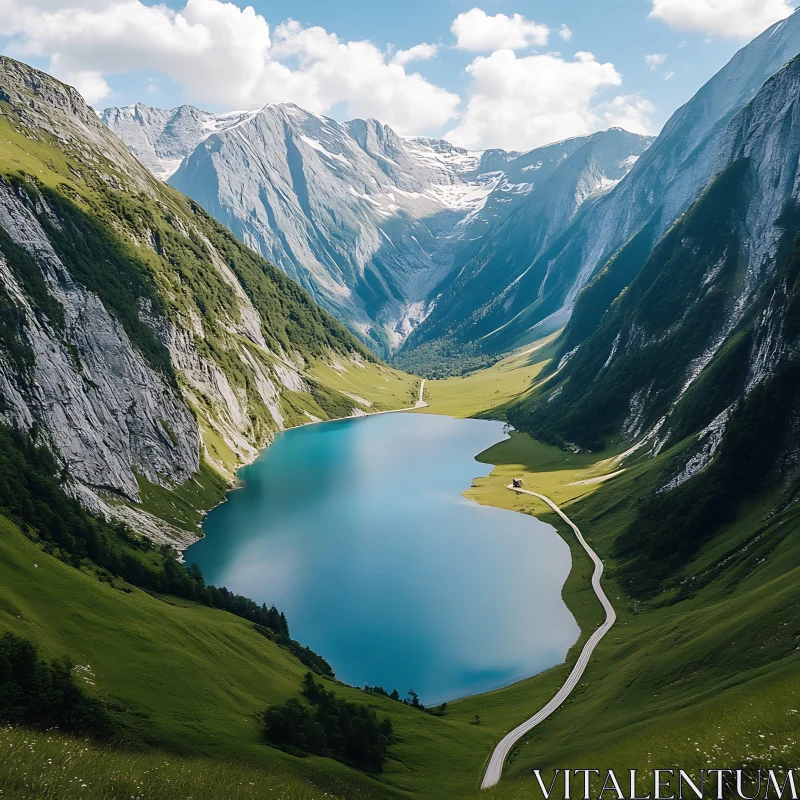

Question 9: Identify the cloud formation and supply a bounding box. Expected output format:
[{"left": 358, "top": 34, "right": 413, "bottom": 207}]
[
  {"left": 445, "top": 50, "right": 656, "bottom": 151},
  {"left": 0, "top": 1, "right": 656, "bottom": 150},
  {"left": 391, "top": 43, "right": 438, "bottom": 66},
  {"left": 1, "top": 0, "right": 459, "bottom": 134},
  {"left": 650, "top": 0, "right": 794, "bottom": 38},
  {"left": 644, "top": 53, "right": 667, "bottom": 68},
  {"left": 451, "top": 8, "right": 550, "bottom": 52}
]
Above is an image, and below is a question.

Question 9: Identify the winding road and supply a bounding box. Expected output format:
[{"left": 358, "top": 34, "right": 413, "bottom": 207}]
[
  {"left": 480, "top": 486, "right": 616, "bottom": 789},
  {"left": 415, "top": 379, "right": 427, "bottom": 408}
]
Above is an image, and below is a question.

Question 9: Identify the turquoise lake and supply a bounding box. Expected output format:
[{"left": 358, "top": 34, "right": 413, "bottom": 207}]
[{"left": 187, "top": 413, "right": 579, "bottom": 704}]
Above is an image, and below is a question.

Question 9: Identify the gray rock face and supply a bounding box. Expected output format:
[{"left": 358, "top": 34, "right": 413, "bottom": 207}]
[
  {"left": 0, "top": 179, "right": 199, "bottom": 502},
  {"left": 101, "top": 104, "right": 258, "bottom": 180},
  {"left": 402, "top": 128, "right": 654, "bottom": 357},
  {"left": 104, "top": 102, "right": 650, "bottom": 355},
  {"left": 522, "top": 50, "right": 800, "bottom": 484},
  {"left": 0, "top": 58, "right": 373, "bottom": 548}
]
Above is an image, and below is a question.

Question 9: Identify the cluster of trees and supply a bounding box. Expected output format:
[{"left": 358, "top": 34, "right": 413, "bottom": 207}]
[
  {"left": 0, "top": 633, "right": 116, "bottom": 740},
  {"left": 392, "top": 337, "right": 502, "bottom": 379},
  {"left": 263, "top": 673, "right": 395, "bottom": 773}
]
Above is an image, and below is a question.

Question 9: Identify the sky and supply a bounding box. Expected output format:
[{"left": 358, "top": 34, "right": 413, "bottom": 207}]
[{"left": 1, "top": 0, "right": 798, "bottom": 151}]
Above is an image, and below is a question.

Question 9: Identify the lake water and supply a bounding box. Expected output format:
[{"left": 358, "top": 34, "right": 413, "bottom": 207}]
[{"left": 187, "top": 413, "right": 579, "bottom": 704}]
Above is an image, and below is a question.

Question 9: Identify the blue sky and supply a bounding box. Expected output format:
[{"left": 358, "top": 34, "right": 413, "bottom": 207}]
[{"left": 2, "top": 0, "right": 798, "bottom": 150}]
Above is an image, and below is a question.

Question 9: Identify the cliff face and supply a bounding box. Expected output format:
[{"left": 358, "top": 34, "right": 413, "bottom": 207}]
[
  {"left": 0, "top": 57, "right": 379, "bottom": 547},
  {"left": 0, "top": 181, "right": 199, "bottom": 501}
]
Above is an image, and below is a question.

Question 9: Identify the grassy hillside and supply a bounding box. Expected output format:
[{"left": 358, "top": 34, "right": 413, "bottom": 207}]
[
  {"left": 0, "top": 504, "right": 560, "bottom": 800},
  {"left": 422, "top": 427, "right": 796, "bottom": 800},
  {"left": 416, "top": 335, "right": 800, "bottom": 796},
  {"left": 417, "top": 333, "right": 561, "bottom": 419}
]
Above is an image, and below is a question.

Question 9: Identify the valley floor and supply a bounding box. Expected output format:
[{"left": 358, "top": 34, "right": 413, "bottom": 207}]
[{"left": 2, "top": 339, "right": 799, "bottom": 800}]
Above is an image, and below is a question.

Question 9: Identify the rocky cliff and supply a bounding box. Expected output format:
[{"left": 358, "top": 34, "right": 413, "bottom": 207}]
[
  {"left": 403, "top": 11, "right": 800, "bottom": 364},
  {"left": 509, "top": 55, "right": 800, "bottom": 594}
]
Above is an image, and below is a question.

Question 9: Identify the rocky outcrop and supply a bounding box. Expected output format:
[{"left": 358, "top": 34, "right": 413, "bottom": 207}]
[{"left": 0, "top": 180, "right": 199, "bottom": 502}]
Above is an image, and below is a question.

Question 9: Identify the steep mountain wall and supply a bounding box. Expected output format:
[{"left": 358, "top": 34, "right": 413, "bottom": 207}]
[
  {"left": 0, "top": 57, "right": 381, "bottom": 547},
  {"left": 510, "top": 57, "right": 800, "bottom": 595},
  {"left": 404, "top": 11, "right": 800, "bottom": 363}
]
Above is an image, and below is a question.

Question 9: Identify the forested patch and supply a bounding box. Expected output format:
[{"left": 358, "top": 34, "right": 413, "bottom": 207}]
[
  {"left": 392, "top": 337, "right": 502, "bottom": 379},
  {"left": 0, "top": 633, "right": 117, "bottom": 740},
  {"left": 263, "top": 673, "right": 394, "bottom": 773}
]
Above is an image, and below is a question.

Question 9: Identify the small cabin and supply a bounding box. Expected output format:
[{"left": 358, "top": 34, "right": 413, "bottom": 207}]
[{"left": 512, "top": 478, "right": 524, "bottom": 489}]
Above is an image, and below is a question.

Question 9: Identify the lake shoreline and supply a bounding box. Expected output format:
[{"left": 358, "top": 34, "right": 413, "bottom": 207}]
[
  {"left": 177, "top": 377, "right": 425, "bottom": 556},
  {"left": 188, "top": 412, "right": 579, "bottom": 704}
]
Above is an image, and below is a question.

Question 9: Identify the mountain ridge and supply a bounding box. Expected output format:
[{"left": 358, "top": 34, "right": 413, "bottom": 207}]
[
  {"left": 509, "top": 50, "right": 800, "bottom": 595},
  {"left": 401, "top": 11, "right": 800, "bottom": 370},
  {"left": 103, "top": 101, "right": 652, "bottom": 356}
]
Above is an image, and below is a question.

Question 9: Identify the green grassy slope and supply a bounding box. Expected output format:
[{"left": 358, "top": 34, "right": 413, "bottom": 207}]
[
  {"left": 0, "top": 511, "right": 522, "bottom": 800},
  {"left": 452, "top": 413, "right": 800, "bottom": 797},
  {"left": 4, "top": 329, "right": 799, "bottom": 800},
  {"left": 416, "top": 335, "right": 800, "bottom": 795}
]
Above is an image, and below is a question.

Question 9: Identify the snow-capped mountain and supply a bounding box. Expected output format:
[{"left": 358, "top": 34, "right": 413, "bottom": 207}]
[
  {"left": 404, "top": 10, "right": 800, "bottom": 365},
  {"left": 103, "top": 103, "right": 650, "bottom": 355}
]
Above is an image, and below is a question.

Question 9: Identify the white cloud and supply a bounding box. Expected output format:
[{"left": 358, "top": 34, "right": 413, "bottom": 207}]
[
  {"left": 1, "top": 0, "right": 657, "bottom": 149},
  {"left": 0, "top": 0, "right": 459, "bottom": 135},
  {"left": 61, "top": 70, "right": 109, "bottom": 105},
  {"left": 445, "top": 50, "right": 656, "bottom": 151},
  {"left": 559, "top": 24, "right": 573, "bottom": 42},
  {"left": 596, "top": 94, "right": 657, "bottom": 133},
  {"left": 664, "top": 70, "right": 675, "bottom": 80},
  {"left": 391, "top": 43, "right": 438, "bottom": 66},
  {"left": 644, "top": 53, "right": 667, "bottom": 68},
  {"left": 649, "top": 0, "right": 794, "bottom": 38},
  {"left": 451, "top": 8, "right": 550, "bottom": 52}
]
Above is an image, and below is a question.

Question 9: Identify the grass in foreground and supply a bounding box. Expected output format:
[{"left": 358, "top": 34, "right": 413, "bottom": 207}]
[
  {"left": 450, "top": 429, "right": 800, "bottom": 799},
  {"left": 5, "top": 330, "right": 799, "bottom": 800},
  {"left": 0, "top": 725, "right": 357, "bottom": 800}
]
